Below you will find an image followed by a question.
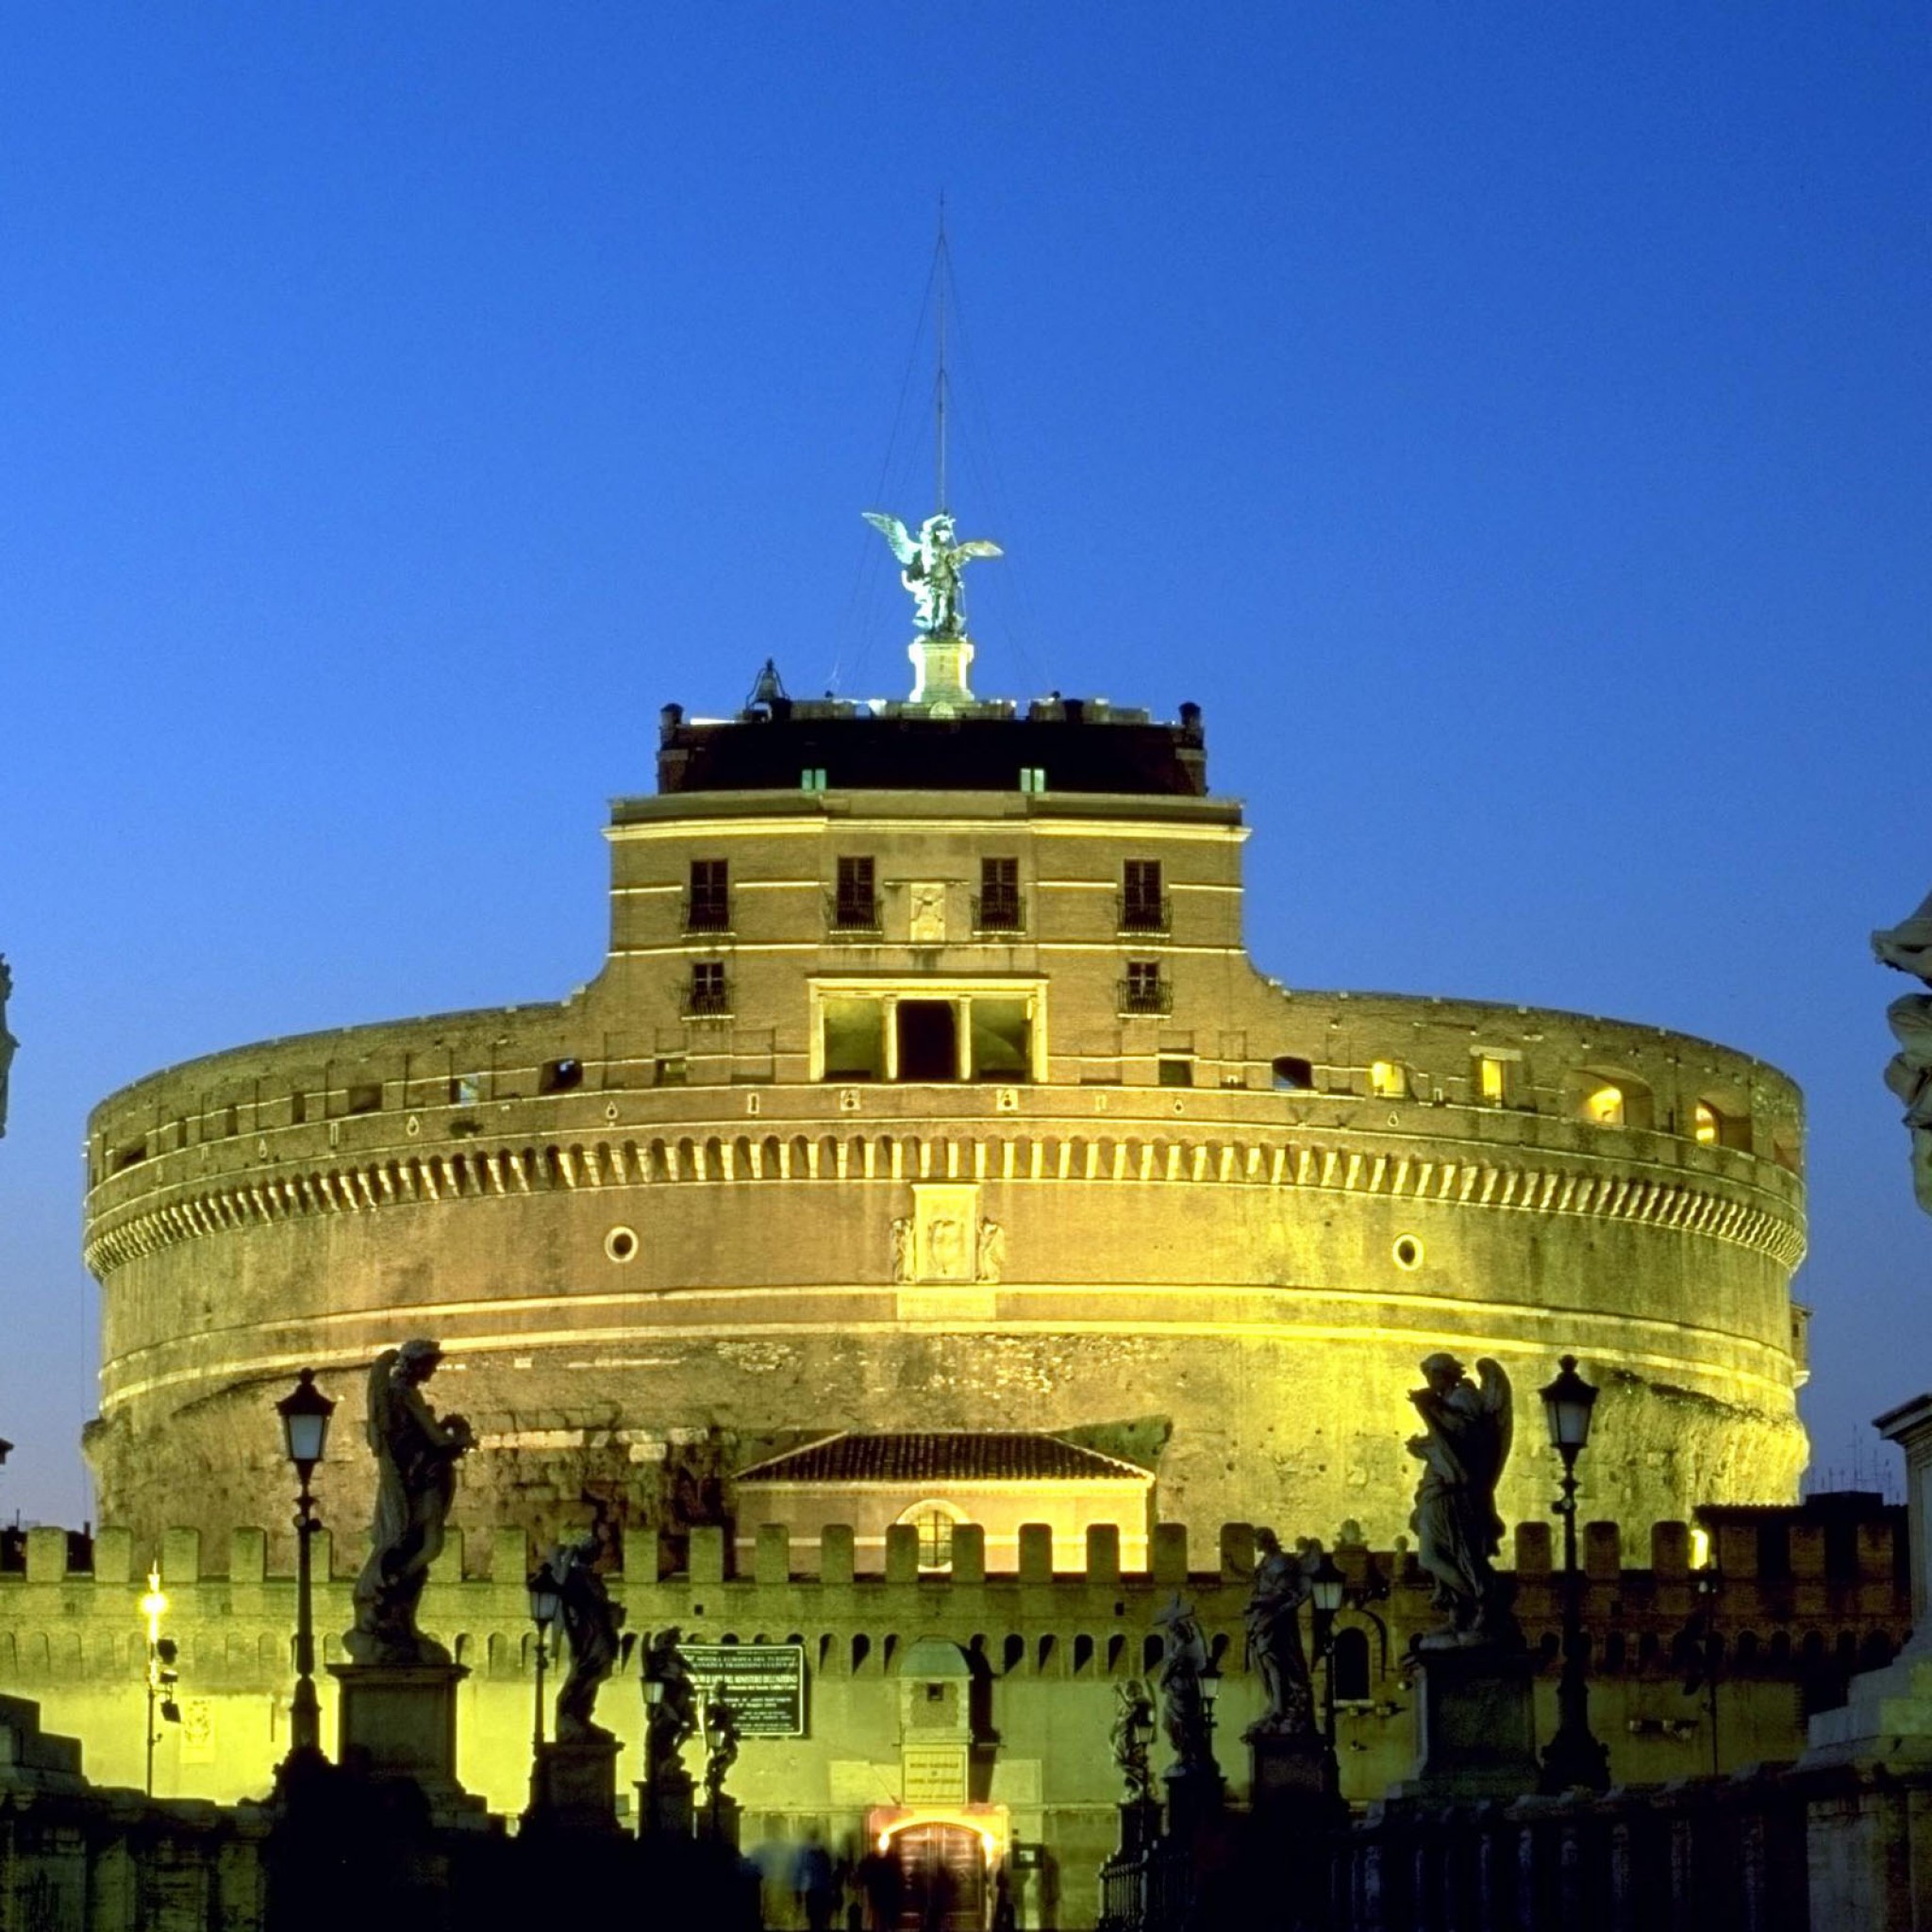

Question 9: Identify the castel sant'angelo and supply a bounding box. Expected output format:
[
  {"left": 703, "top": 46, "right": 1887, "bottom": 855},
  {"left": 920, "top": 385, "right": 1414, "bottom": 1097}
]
[{"left": 80, "top": 502, "right": 1810, "bottom": 1576}]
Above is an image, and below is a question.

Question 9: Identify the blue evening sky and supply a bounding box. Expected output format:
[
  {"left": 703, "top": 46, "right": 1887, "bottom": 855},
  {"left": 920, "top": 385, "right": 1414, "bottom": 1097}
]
[{"left": 1, "top": 8, "right": 1926, "bottom": 1525}]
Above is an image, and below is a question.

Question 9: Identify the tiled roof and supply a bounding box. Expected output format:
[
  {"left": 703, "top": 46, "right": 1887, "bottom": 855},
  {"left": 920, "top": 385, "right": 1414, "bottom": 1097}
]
[{"left": 735, "top": 1431, "right": 1153, "bottom": 1487}]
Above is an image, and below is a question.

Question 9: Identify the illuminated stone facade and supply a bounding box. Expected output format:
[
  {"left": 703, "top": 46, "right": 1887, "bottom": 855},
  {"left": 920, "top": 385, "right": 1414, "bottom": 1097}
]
[{"left": 82, "top": 687, "right": 1808, "bottom": 1561}]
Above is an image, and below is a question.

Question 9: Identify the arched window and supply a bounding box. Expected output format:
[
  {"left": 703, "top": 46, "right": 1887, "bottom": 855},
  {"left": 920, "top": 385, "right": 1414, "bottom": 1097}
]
[
  {"left": 1692, "top": 1102, "right": 1720, "bottom": 1145},
  {"left": 1584, "top": 1084, "right": 1624, "bottom": 1127},
  {"left": 896, "top": 1499, "right": 966, "bottom": 1573},
  {"left": 1272, "top": 1056, "right": 1314, "bottom": 1091}
]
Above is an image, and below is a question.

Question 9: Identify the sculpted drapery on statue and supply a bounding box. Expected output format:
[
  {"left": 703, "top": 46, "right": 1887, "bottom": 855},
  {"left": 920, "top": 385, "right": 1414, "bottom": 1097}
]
[
  {"left": 862, "top": 509, "right": 1002, "bottom": 638},
  {"left": 1243, "top": 1527, "right": 1317, "bottom": 1736},
  {"left": 1153, "top": 1593, "right": 1216, "bottom": 1774},
  {"left": 348, "top": 1340, "right": 475, "bottom": 1665},
  {"left": 1874, "top": 888, "right": 1932, "bottom": 1215},
  {"left": 1407, "top": 1352, "right": 1514, "bottom": 1642},
  {"left": 551, "top": 1504, "right": 631, "bottom": 1742}
]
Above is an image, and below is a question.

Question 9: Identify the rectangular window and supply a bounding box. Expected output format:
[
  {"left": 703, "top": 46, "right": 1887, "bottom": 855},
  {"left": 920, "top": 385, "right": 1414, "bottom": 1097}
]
[
  {"left": 1370, "top": 1060, "right": 1408, "bottom": 1100},
  {"left": 343, "top": 1087, "right": 379, "bottom": 1117},
  {"left": 800, "top": 767, "right": 827, "bottom": 791},
  {"left": 686, "top": 859, "right": 730, "bottom": 933},
  {"left": 654, "top": 1055, "right": 687, "bottom": 1089},
  {"left": 976, "top": 857, "right": 1022, "bottom": 933},
  {"left": 539, "top": 1058, "right": 583, "bottom": 1094},
  {"left": 1122, "top": 859, "right": 1167, "bottom": 932},
  {"left": 1019, "top": 767, "right": 1046, "bottom": 793},
  {"left": 1477, "top": 1056, "right": 1507, "bottom": 1105},
  {"left": 1158, "top": 1054, "right": 1194, "bottom": 1089},
  {"left": 1121, "top": 960, "right": 1169, "bottom": 1015},
  {"left": 688, "top": 961, "right": 729, "bottom": 1016},
  {"left": 290, "top": 1090, "right": 308, "bottom": 1125},
  {"left": 834, "top": 856, "right": 878, "bottom": 930},
  {"left": 449, "top": 1074, "right": 481, "bottom": 1108}
]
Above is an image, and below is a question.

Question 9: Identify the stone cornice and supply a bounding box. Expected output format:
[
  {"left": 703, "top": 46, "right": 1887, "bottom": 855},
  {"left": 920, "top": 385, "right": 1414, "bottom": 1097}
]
[{"left": 83, "top": 1121, "right": 1807, "bottom": 1279}]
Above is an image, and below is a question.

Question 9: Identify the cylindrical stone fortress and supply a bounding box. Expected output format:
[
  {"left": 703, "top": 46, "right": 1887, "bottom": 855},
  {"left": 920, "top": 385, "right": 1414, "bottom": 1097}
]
[{"left": 82, "top": 691, "right": 1807, "bottom": 1559}]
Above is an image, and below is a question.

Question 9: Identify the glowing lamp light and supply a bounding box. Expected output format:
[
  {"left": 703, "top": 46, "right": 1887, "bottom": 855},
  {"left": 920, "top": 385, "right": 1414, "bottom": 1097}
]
[
  {"left": 1541, "top": 1356, "right": 1599, "bottom": 1457},
  {"left": 140, "top": 1565, "right": 169, "bottom": 1641},
  {"left": 526, "top": 1560, "right": 563, "bottom": 1632},
  {"left": 1310, "top": 1552, "right": 1346, "bottom": 1616},
  {"left": 275, "top": 1370, "right": 336, "bottom": 1479}
]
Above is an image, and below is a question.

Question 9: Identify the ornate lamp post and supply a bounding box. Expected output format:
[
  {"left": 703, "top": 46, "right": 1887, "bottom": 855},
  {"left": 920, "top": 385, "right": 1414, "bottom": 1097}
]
[
  {"left": 526, "top": 1559, "right": 562, "bottom": 1758},
  {"left": 275, "top": 1369, "right": 336, "bottom": 1769},
  {"left": 1539, "top": 1354, "right": 1610, "bottom": 1792},
  {"left": 1692, "top": 1563, "right": 1724, "bottom": 1778},
  {"left": 1309, "top": 1551, "right": 1347, "bottom": 1799}
]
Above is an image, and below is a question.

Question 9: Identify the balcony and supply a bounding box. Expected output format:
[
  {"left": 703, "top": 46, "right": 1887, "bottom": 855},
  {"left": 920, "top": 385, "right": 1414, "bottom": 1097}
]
[
  {"left": 683, "top": 980, "right": 732, "bottom": 1019},
  {"left": 1118, "top": 976, "right": 1173, "bottom": 1017},
  {"left": 828, "top": 891, "right": 882, "bottom": 936},
  {"left": 1117, "top": 892, "right": 1172, "bottom": 936},
  {"left": 972, "top": 891, "right": 1026, "bottom": 936},
  {"left": 683, "top": 897, "right": 732, "bottom": 935}
]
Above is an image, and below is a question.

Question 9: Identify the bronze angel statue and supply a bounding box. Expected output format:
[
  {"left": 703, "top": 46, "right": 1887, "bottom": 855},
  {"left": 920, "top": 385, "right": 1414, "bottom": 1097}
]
[
  {"left": 1406, "top": 1353, "right": 1514, "bottom": 1642},
  {"left": 862, "top": 509, "right": 1002, "bottom": 637}
]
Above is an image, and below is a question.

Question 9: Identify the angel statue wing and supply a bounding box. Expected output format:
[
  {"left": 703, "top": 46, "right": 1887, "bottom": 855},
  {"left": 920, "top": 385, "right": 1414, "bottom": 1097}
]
[
  {"left": 953, "top": 539, "right": 1004, "bottom": 561},
  {"left": 861, "top": 511, "right": 919, "bottom": 566},
  {"left": 364, "top": 1347, "right": 401, "bottom": 1453},
  {"left": 1473, "top": 1357, "right": 1514, "bottom": 1491}
]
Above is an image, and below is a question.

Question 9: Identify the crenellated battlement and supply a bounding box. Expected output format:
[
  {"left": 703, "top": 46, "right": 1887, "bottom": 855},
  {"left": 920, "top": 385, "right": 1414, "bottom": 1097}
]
[{"left": 0, "top": 1509, "right": 1905, "bottom": 1693}]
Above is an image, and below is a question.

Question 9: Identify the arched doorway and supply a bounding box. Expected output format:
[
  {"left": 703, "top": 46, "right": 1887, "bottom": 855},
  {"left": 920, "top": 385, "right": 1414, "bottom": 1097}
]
[{"left": 890, "top": 1821, "right": 986, "bottom": 1930}]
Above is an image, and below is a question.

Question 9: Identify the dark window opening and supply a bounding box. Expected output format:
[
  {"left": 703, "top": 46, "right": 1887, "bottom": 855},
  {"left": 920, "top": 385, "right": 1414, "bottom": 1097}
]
[
  {"left": 835, "top": 856, "right": 878, "bottom": 931},
  {"left": 449, "top": 1075, "right": 481, "bottom": 1108},
  {"left": 976, "top": 858, "right": 1022, "bottom": 932},
  {"left": 1158, "top": 1055, "right": 1194, "bottom": 1089},
  {"left": 1331, "top": 1626, "right": 1372, "bottom": 1703},
  {"left": 897, "top": 1001, "right": 958, "bottom": 1081},
  {"left": 1272, "top": 1056, "right": 1315, "bottom": 1091},
  {"left": 1757, "top": 1522, "right": 1792, "bottom": 1583},
  {"left": 290, "top": 1091, "right": 308, "bottom": 1125},
  {"left": 686, "top": 859, "right": 730, "bottom": 933},
  {"left": 654, "top": 1056, "right": 687, "bottom": 1089},
  {"left": 540, "top": 1058, "right": 583, "bottom": 1095},
  {"left": 1122, "top": 961, "right": 1169, "bottom": 1015},
  {"left": 687, "top": 962, "right": 729, "bottom": 1016},
  {"left": 343, "top": 1087, "right": 379, "bottom": 1117},
  {"left": 1122, "top": 858, "right": 1168, "bottom": 932},
  {"left": 1823, "top": 1518, "right": 1859, "bottom": 1582}
]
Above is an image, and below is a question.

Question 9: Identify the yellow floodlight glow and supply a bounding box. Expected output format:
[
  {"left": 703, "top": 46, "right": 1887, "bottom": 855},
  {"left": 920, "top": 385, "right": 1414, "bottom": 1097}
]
[
  {"left": 1693, "top": 1104, "right": 1719, "bottom": 1145},
  {"left": 1690, "top": 1526, "right": 1712, "bottom": 1570},
  {"left": 139, "top": 1564, "right": 169, "bottom": 1644},
  {"left": 1370, "top": 1060, "right": 1407, "bottom": 1100},
  {"left": 1584, "top": 1084, "right": 1624, "bottom": 1127},
  {"left": 876, "top": 1812, "right": 1004, "bottom": 1862},
  {"left": 1478, "top": 1057, "right": 1506, "bottom": 1104}
]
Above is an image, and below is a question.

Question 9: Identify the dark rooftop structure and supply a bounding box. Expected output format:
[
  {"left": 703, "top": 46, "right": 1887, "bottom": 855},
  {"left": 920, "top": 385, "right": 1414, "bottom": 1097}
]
[
  {"left": 656, "top": 691, "right": 1208, "bottom": 798},
  {"left": 736, "top": 1430, "right": 1154, "bottom": 1486}
]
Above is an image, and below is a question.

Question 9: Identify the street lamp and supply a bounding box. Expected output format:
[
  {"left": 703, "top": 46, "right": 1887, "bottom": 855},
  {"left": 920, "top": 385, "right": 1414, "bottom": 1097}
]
[
  {"left": 1538, "top": 1355, "right": 1610, "bottom": 1792},
  {"left": 526, "top": 1559, "right": 562, "bottom": 1758},
  {"left": 140, "top": 1564, "right": 179, "bottom": 1795},
  {"left": 1309, "top": 1551, "right": 1347, "bottom": 1799},
  {"left": 1691, "top": 1564, "right": 1724, "bottom": 1779},
  {"left": 275, "top": 1369, "right": 336, "bottom": 1768}
]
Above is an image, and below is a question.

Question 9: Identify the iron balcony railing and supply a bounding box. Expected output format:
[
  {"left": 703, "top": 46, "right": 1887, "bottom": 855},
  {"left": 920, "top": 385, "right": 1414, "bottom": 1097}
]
[
  {"left": 1118, "top": 891, "right": 1172, "bottom": 935},
  {"left": 683, "top": 980, "right": 732, "bottom": 1018},
  {"left": 828, "top": 891, "right": 882, "bottom": 934},
  {"left": 683, "top": 896, "right": 732, "bottom": 935},
  {"left": 1118, "top": 976, "right": 1173, "bottom": 1016},
  {"left": 972, "top": 891, "right": 1025, "bottom": 935}
]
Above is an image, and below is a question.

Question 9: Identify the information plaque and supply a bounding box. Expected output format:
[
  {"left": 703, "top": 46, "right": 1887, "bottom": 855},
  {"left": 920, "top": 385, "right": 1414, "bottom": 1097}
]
[{"left": 680, "top": 1642, "right": 808, "bottom": 1738}]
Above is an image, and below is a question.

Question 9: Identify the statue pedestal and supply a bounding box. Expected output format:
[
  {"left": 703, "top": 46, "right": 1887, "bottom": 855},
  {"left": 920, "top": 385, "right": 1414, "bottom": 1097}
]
[
  {"left": 1247, "top": 1727, "right": 1335, "bottom": 1809},
  {"left": 525, "top": 1737, "right": 622, "bottom": 1836},
  {"left": 698, "top": 1790, "right": 741, "bottom": 1850},
  {"left": 1161, "top": 1763, "right": 1224, "bottom": 1840},
  {"left": 1388, "top": 1643, "right": 1539, "bottom": 1801},
  {"left": 327, "top": 1663, "right": 486, "bottom": 1827},
  {"left": 639, "top": 1768, "right": 695, "bottom": 1839},
  {"left": 1115, "top": 1797, "right": 1163, "bottom": 1860}
]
